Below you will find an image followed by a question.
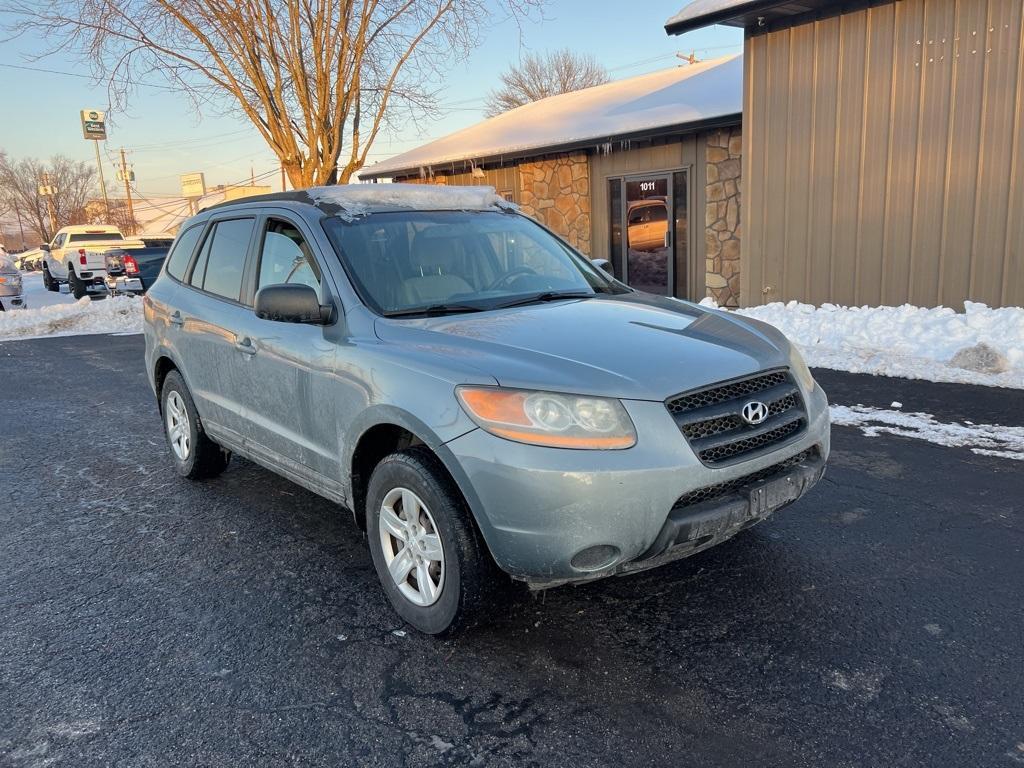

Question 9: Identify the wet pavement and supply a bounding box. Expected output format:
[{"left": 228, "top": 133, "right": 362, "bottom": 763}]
[{"left": 1, "top": 335, "right": 1022, "bottom": 767}]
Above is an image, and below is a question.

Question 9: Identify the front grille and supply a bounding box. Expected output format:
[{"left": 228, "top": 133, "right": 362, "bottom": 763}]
[
  {"left": 666, "top": 369, "right": 807, "bottom": 466},
  {"left": 667, "top": 371, "right": 787, "bottom": 414},
  {"left": 676, "top": 447, "right": 817, "bottom": 508}
]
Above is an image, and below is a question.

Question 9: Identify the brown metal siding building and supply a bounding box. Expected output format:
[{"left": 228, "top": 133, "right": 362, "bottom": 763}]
[{"left": 669, "top": 0, "right": 1024, "bottom": 308}]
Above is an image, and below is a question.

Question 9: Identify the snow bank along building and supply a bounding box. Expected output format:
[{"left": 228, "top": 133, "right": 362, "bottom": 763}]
[
  {"left": 667, "top": 0, "right": 1024, "bottom": 309},
  {"left": 360, "top": 56, "right": 746, "bottom": 307}
]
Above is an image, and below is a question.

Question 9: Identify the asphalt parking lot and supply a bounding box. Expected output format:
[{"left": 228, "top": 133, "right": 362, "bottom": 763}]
[{"left": 1, "top": 334, "right": 1022, "bottom": 767}]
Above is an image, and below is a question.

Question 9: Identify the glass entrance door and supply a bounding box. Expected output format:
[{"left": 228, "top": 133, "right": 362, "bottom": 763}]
[
  {"left": 607, "top": 170, "right": 689, "bottom": 298},
  {"left": 624, "top": 175, "right": 672, "bottom": 295}
]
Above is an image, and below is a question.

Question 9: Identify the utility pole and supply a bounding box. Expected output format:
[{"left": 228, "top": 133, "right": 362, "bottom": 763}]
[
  {"left": 14, "top": 206, "right": 27, "bottom": 249},
  {"left": 39, "top": 172, "right": 57, "bottom": 237},
  {"left": 281, "top": 162, "right": 286, "bottom": 192},
  {"left": 117, "top": 147, "right": 136, "bottom": 234}
]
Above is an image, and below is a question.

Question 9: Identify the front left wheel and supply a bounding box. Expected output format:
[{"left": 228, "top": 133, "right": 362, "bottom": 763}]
[
  {"left": 161, "top": 370, "right": 230, "bottom": 480},
  {"left": 42, "top": 265, "right": 57, "bottom": 292},
  {"left": 366, "top": 447, "right": 504, "bottom": 635}
]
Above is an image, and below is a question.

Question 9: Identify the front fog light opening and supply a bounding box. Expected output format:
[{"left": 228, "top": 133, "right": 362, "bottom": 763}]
[{"left": 570, "top": 544, "right": 621, "bottom": 572}]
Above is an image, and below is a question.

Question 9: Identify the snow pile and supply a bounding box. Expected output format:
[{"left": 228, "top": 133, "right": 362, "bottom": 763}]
[
  {"left": 700, "top": 299, "right": 1024, "bottom": 388},
  {"left": 308, "top": 184, "right": 515, "bottom": 221},
  {"left": 0, "top": 295, "right": 142, "bottom": 341},
  {"left": 830, "top": 404, "right": 1024, "bottom": 461}
]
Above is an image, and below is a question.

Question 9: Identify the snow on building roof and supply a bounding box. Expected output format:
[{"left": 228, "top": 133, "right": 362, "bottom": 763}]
[
  {"left": 665, "top": 0, "right": 839, "bottom": 35},
  {"left": 359, "top": 54, "right": 742, "bottom": 179},
  {"left": 666, "top": 0, "right": 763, "bottom": 31}
]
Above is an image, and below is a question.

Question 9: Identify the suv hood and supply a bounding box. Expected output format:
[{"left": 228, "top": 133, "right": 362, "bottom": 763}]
[{"left": 373, "top": 293, "right": 792, "bottom": 401}]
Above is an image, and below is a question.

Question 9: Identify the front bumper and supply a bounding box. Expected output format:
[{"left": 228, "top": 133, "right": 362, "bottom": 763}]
[{"left": 445, "top": 381, "right": 830, "bottom": 586}]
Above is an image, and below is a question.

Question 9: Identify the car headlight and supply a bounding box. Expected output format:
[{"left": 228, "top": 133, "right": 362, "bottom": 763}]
[
  {"left": 456, "top": 386, "right": 637, "bottom": 449},
  {"left": 789, "top": 344, "right": 815, "bottom": 391}
]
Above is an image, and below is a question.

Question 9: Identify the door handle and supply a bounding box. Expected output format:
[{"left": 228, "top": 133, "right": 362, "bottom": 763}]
[
  {"left": 235, "top": 337, "right": 257, "bottom": 355},
  {"left": 169, "top": 311, "right": 184, "bottom": 327}
]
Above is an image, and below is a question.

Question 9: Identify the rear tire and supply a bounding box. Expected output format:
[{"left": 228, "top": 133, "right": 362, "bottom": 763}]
[
  {"left": 366, "top": 447, "right": 504, "bottom": 635},
  {"left": 67, "top": 266, "right": 87, "bottom": 299},
  {"left": 160, "top": 370, "right": 230, "bottom": 480},
  {"left": 42, "top": 265, "right": 57, "bottom": 292}
]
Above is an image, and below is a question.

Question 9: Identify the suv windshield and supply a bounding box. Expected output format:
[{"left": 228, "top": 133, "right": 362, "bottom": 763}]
[{"left": 323, "top": 210, "right": 625, "bottom": 316}]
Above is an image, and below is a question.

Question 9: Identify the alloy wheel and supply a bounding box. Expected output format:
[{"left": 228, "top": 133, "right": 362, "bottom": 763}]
[
  {"left": 378, "top": 487, "right": 445, "bottom": 606},
  {"left": 165, "top": 391, "right": 191, "bottom": 461}
]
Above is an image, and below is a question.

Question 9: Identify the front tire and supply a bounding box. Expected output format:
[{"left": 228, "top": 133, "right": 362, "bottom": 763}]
[
  {"left": 161, "top": 370, "right": 230, "bottom": 480},
  {"left": 42, "top": 265, "right": 57, "bottom": 292},
  {"left": 366, "top": 447, "right": 503, "bottom": 635}
]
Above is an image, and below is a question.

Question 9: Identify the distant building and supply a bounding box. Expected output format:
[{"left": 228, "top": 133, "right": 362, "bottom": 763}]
[
  {"left": 667, "top": 0, "right": 1024, "bottom": 308},
  {"left": 360, "top": 56, "right": 745, "bottom": 306}
]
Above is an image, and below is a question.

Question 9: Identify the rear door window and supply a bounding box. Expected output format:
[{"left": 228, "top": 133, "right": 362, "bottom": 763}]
[
  {"left": 164, "top": 225, "right": 204, "bottom": 281},
  {"left": 189, "top": 218, "right": 254, "bottom": 301}
]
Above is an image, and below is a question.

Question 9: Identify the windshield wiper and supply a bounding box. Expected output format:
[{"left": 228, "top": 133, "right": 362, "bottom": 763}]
[
  {"left": 494, "top": 291, "right": 596, "bottom": 309},
  {"left": 382, "top": 303, "right": 486, "bottom": 318}
]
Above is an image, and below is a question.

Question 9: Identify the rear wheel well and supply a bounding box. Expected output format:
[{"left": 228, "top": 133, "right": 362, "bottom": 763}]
[
  {"left": 350, "top": 424, "right": 425, "bottom": 530},
  {"left": 153, "top": 356, "right": 178, "bottom": 409}
]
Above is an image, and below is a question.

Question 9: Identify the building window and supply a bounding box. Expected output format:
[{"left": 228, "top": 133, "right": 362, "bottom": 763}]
[
  {"left": 608, "top": 178, "right": 623, "bottom": 280},
  {"left": 673, "top": 170, "right": 688, "bottom": 298}
]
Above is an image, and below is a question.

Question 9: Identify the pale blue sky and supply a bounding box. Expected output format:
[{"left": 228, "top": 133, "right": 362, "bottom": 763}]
[{"left": 0, "top": 2, "right": 740, "bottom": 198}]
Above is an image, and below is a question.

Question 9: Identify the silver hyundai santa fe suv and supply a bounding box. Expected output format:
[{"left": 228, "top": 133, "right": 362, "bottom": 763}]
[{"left": 144, "top": 185, "right": 830, "bottom": 634}]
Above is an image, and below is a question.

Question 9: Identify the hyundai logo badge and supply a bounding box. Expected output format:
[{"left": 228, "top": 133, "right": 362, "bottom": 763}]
[{"left": 741, "top": 400, "right": 769, "bottom": 426}]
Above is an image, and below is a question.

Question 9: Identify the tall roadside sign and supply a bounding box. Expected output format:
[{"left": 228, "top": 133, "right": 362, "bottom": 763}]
[
  {"left": 81, "top": 109, "right": 110, "bottom": 220},
  {"left": 180, "top": 173, "right": 206, "bottom": 215}
]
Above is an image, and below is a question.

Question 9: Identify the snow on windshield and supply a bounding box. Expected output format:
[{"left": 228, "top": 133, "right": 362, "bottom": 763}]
[{"left": 308, "top": 184, "right": 516, "bottom": 222}]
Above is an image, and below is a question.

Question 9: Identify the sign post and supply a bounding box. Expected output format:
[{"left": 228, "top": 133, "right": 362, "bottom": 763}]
[
  {"left": 180, "top": 172, "right": 206, "bottom": 215},
  {"left": 81, "top": 109, "right": 110, "bottom": 220}
]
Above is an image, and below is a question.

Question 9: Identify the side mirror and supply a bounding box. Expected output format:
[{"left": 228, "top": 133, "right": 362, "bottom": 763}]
[
  {"left": 254, "top": 283, "right": 332, "bottom": 324},
  {"left": 591, "top": 258, "right": 613, "bottom": 275},
  {"left": 40, "top": 243, "right": 51, "bottom": 251}
]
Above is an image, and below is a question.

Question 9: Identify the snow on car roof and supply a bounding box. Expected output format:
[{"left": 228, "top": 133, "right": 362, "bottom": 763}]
[
  {"left": 308, "top": 183, "right": 516, "bottom": 221},
  {"left": 359, "top": 55, "right": 741, "bottom": 179}
]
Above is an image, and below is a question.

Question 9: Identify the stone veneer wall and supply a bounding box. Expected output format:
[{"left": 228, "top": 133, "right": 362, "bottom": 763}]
[
  {"left": 704, "top": 128, "right": 742, "bottom": 307},
  {"left": 517, "top": 153, "right": 591, "bottom": 254}
]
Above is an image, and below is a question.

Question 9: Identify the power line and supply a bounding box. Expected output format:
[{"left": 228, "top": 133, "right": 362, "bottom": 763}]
[{"left": 0, "top": 61, "right": 179, "bottom": 92}]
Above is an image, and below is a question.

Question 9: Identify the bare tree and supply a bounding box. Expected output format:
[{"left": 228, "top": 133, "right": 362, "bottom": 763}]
[
  {"left": 0, "top": 154, "right": 98, "bottom": 242},
  {"left": 485, "top": 48, "right": 609, "bottom": 118},
  {"left": 87, "top": 198, "right": 138, "bottom": 234},
  {"left": 6, "top": 0, "right": 544, "bottom": 186}
]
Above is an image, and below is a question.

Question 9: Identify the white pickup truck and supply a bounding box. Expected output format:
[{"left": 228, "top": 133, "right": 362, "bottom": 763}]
[{"left": 41, "top": 225, "right": 144, "bottom": 299}]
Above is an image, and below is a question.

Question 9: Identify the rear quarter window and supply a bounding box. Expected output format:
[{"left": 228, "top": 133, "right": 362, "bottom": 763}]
[{"left": 164, "top": 225, "right": 204, "bottom": 281}]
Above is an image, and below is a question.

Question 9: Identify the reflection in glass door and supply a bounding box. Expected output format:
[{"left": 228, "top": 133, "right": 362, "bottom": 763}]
[
  {"left": 608, "top": 170, "right": 689, "bottom": 298},
  {"left": 625, "top": 176, "right": 671, "bottom": 295}
]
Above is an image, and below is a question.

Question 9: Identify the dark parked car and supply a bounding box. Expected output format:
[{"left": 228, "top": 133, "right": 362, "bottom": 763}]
[{"left": 105, "top": 238, "right": 173, "bottom": 295}]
